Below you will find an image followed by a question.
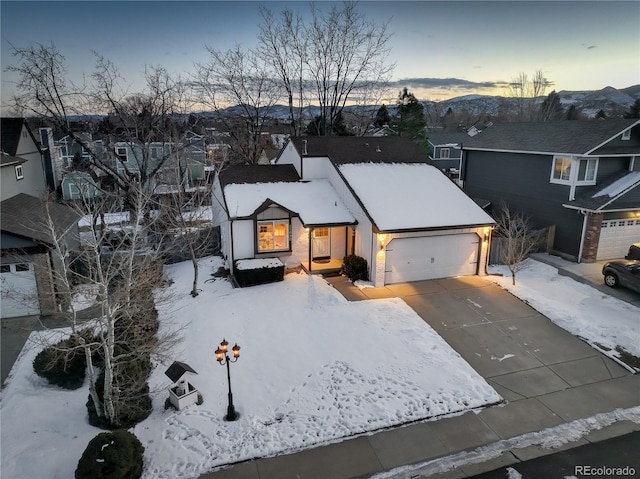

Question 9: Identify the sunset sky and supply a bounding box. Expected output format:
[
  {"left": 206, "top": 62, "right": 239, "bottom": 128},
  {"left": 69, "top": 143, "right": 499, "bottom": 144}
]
[{"left": 1, "top": 0, "right": 638, "bottom": 112}]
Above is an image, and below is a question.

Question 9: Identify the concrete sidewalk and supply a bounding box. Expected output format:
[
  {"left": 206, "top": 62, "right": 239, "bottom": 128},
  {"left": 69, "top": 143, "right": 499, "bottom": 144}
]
[{"left": 200, "top": 272, "right": 640, "bottom": 479}]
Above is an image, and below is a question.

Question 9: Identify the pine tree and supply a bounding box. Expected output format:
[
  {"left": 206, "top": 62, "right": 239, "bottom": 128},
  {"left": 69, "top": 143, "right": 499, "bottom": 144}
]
[{"left": 394, "top": 88, "right": 427, "bottom": 150}]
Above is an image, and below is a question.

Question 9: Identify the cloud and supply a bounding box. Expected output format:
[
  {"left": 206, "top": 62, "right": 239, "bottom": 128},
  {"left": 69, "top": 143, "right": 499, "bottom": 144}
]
[
  {"left": 580, "top": 43, "right": 597, "bottom": 50},
  {"left": 393, "top": 77, "right": 500, "bottom": 91}
]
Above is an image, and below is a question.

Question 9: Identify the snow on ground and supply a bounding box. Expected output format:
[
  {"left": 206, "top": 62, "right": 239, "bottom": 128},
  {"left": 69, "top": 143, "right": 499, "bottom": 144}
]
[
  {"left": 488, "top": 260, "right": 640, "bottom": 368},
  {"left": 0, "top": 256, "right": 500, "bottom": 479}
]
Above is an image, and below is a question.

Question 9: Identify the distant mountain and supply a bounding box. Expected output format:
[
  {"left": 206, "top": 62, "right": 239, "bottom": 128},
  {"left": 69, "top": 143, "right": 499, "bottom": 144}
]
[{"left": 422, "top": 85, "right": 639, "bottom": 119}]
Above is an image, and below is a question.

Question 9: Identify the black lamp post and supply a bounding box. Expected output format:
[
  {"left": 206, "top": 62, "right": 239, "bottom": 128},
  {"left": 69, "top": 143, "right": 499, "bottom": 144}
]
[{"left": 214, "top": 338, "right": 241, "bottom": 421}]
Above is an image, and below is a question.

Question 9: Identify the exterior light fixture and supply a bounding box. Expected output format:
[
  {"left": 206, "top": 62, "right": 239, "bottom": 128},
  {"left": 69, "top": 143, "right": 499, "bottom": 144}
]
[{"left": 215, "top": 338, "right": 241, "bottom": 421}]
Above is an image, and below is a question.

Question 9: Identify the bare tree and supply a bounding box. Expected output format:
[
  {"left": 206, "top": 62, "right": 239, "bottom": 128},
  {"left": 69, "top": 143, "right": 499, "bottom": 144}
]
[
  {"left": 258, "top": 5, "right": 308, "bottom": 136},
  {"left": 257, "top": 1, "right": 395, "bottom": 136},
  {"left": 7, "top": 43, "right": 192, "bottom": 213},
  {"left": 494, "top": 202, "right": 544, "bottom": 285},
  {"left": 508, "top": 70, "right": 552, "bottom": 121},
  {"left": 193, "top": 45, "right": 280, "bottom": 164},
  {"left": 32, "top": 188, "right": 180, "bottom": 428},
  {"left": 154, "top": 183, "right": 218, "bottom": 297}
]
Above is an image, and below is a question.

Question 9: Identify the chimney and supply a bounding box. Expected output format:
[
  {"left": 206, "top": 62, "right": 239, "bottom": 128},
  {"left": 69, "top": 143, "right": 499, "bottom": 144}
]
[{"left": 302, "top": 140, "right": 308, "bottom": 155}]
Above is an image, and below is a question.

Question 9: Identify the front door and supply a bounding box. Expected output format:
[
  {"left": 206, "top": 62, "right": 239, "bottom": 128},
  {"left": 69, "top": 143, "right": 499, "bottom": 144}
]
[{"left": 312, "top": 227, "right": 331, "bottom": 259}]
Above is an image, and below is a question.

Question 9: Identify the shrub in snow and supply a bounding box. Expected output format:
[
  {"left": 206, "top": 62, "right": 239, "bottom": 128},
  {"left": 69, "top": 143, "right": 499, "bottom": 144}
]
[
  {"left": 87, "top": 356, "right": 153, "bottom": 430},
  {"left": 32, "top": 330, "right": 96, "bottom": 390},
  {"left": 75, "top": 430, "right": 144, "bottom": 479},
  {"left": 342, "top": 254, "right": 368, "bottom": 281},
  {"left": 234, "top": 258, "right": 285, "bottom": 287}
]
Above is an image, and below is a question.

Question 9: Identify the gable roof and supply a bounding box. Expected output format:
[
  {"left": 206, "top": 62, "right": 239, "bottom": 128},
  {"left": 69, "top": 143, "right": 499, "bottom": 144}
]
[
  {"left": 563, "top": 171, "right": 640, "bottom": 212},
  {"left": 286, "top": 136, "right": 430, "bottom": 165},
  {"left": 463, "top": 119, "right": 640, "bottom": 155},
  {"left": 164, "top": 361, "right": 197, "bottom": 383},
  {"left": 0, "top": 194, "right": 79, "bottom": 245},
  {"left": 223, "top": 180, "right": 356, "bottom": 226},
  {"left": 338, "top": 163, "right": 496, "bottom": 232},
  {"left": 0, "top": 117, "right": 42, "bottom": 156},
  {"left": 218, "top": 164, "right": 299, "bottom": 188}
]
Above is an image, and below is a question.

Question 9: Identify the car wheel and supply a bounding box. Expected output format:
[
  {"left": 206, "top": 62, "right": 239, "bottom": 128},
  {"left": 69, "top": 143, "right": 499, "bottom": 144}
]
[{"left": 604, "top": 272, "right": 619, "bottom": 288}]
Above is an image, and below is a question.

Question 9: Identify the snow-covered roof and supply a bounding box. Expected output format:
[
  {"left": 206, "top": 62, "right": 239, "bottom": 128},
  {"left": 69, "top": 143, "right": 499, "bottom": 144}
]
[
  {"left": 593, "top": 171, "right": 640, "bottom": 198},
  {"left": 223, "top": 179, "right": 356, "bottom": 226},
  {"left": 339, "top": 163, "right": 496, "bottom": 231}
]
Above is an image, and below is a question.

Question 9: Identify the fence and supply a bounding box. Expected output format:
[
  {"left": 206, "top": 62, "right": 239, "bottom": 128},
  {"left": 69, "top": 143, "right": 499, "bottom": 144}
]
[{"left": 489, "top": 225, "right": 555, "bottom": 265}]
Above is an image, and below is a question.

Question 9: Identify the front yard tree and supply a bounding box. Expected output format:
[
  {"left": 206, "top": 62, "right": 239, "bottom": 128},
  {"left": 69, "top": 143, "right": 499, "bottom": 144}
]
[
  {"left": 494, "top": 202, "right": 543, "bottom": 285},
  {"left": 35, "top": 189, "right": 179, "bottom": 428}
]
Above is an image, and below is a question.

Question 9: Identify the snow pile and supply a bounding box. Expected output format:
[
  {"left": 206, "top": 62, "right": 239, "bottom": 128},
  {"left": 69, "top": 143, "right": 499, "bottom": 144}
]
[{"left": 489, "top": 260, "right": 639, "bottom": 366}]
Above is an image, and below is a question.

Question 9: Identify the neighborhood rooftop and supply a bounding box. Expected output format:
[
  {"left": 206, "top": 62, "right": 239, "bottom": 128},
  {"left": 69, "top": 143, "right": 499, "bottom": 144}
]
[
  {"left": 287, "top": 136, "right": 431, "bottom": 164},
  {"left": 464, "top": 119, "right": 639, "bottom": 155},
  {"left": 218, "top": 164, "right": 300, "bottom": 187}
]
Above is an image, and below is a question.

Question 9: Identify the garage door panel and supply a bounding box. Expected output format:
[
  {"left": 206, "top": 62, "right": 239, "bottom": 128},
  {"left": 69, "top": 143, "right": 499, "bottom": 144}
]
[
  {"left": 596, "top": 219, "right": 640, "bottom": 260},
  {"left": 385, "top": 234, "right": 479, "bottom": 284},
  {"left": 1, "top": 263, "right": 40, "bottom": 318}
]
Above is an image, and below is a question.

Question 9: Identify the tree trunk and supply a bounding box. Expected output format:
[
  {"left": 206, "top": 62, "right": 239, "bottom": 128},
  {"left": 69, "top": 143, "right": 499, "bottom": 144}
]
[{"left": 84, "top": 342, "right": 103, "bottom": 419}]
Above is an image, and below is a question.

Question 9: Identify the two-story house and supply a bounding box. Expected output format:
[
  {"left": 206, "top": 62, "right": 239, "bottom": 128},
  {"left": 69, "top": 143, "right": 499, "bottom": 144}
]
[
  {"left": 212, "top": 136, "right": 495, "bottom": 286},
  {"left": 462, "top": 119, "right": 640, "bottom": 262},
  {"left": 427, "top": 131, "right": 468, "bottom": 182},
  {"left": 1, "top": 118, "right": 79, "bottom": 318}
]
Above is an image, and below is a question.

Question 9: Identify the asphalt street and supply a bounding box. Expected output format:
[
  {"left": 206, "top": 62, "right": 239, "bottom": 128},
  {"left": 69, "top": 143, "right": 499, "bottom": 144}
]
[{"left": 466, "top": 432, "right": 640, "bottom": 479}]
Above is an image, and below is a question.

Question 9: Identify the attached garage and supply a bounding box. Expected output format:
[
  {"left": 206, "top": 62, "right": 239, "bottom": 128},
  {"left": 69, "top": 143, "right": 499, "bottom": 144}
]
[
  {"left": 0, "top": 262, "right": 41, "bottom": 318},
  {"left": 385, "top": 233, "right": 480, "bottom": 284},
  {"left": 597, "top": 218, "right": 640, "bottom": 260}
]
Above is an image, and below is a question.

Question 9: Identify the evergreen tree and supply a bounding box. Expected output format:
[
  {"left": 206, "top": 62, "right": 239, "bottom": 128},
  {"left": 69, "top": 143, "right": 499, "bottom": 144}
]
[
  {"left": 624, "top": 99, "right": 640, "bottom": 119},
  {"left": 373, "top": 104, "right": 390, "bottom": 128},
  {"left": 595, "top": 109, "right": 607, "bottom": 119},
  {"left": 539, "top": 90, "right": 564, "bottom": 121},
  {"left": 565, "top": 105, "right": 582, "bottom": 120},
  {"left": 394, "top": 87, "right": 427, "bottom": 149}
]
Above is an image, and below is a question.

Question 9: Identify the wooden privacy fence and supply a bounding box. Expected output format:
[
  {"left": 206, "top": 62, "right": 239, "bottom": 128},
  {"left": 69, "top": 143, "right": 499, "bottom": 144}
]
[{"left": 489, "top": 225, "right": 555, "bottom": 265}]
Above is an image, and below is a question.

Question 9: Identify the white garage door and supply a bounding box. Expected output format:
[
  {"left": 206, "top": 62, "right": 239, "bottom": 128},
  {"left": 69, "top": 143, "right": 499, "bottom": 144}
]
[
  {"left": 596, "top": 218, "right": 640, "bottom": 260},
  {"left": 0, "top": 262, "right": 41, "bottom": 318},
  {"left": 385, "top": 234, "right": 479, "bottom": 284}
]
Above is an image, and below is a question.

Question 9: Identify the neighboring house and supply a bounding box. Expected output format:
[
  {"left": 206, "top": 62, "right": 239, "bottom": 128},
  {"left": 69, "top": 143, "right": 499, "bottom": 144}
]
[
  {"left": 1, "top": 118, "right": 48, "bottom": 200},
  {"left": 1, "top": 118, "right": 80, "bottom": 318},
  {"left": 462, "top": 119, "right": 640, "bottom": 262},
  {"left": 213, "top": 136, "right": 495, "bottom": 286},
  {"left": 61, "top": 171, "right": 103, "bottom": 201},
  {"left": 427, "top": 131, "right": 467, "bottom": 180},
  {"left": 56, "top": 133, "right": 93, "bottom": 168}
]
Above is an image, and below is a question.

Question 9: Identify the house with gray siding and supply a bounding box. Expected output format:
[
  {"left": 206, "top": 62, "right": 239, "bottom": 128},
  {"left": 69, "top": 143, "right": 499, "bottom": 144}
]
[
  {"left": 427, "top": 131, "right": 467, "bottom": 178},
  {"left": 462, "top": 119, "right": 640, "bottom": 262},
  {"left": 1, "top": 118, "right": 79, "bottom": 318}
]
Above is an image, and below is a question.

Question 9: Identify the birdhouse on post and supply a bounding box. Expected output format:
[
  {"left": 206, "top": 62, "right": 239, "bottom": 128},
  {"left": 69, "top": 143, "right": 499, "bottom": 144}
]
[{"left": 165, "top": 361, "right": 199, "bottom": 410}]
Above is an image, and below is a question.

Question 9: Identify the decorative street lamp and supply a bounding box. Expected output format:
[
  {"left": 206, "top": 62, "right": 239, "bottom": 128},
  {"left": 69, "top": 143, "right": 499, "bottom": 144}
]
[{"left": 214, "top": 338, "right": 241, "bottom": 421}]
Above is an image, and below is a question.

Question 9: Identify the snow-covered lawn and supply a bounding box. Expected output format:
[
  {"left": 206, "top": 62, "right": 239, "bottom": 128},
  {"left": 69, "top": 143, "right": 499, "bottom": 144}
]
[
  {"left": 489, "top": 259, "right": 640, "bottom": 370},
  {"left": 1, "top": 257, "right": 501, "bottom": 479}
]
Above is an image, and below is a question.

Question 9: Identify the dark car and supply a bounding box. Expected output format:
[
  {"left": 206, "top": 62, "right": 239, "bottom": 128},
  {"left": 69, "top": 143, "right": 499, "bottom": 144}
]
[
  {"left": 625, "top": 243, "right": 640, "bottom": 260},
  {"left": 602, "top": 260, "right": 640, "bottom": 294}
]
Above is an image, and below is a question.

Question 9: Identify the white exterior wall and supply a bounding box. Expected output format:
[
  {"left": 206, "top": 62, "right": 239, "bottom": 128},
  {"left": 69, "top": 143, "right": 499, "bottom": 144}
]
[
  {"left": 277, "top": 142, "right": 302, "bottom": 175},
  {"left": 232, "top": 220, "right": 254, "bottom": 261},
  {"left": 300, "top": 156, "right": 333, "bottom": 180},
  {"left": 291, "top": 218, "right": 309, "bottom": 263}
]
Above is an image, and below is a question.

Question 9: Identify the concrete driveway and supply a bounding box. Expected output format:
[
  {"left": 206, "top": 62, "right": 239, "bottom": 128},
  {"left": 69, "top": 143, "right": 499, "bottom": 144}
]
[
  {"left": 201, "top": 275, "right": 638, "bottom": 479},
  {"left": 328, "top": 275, "right": 632, "bottom": 402}
]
